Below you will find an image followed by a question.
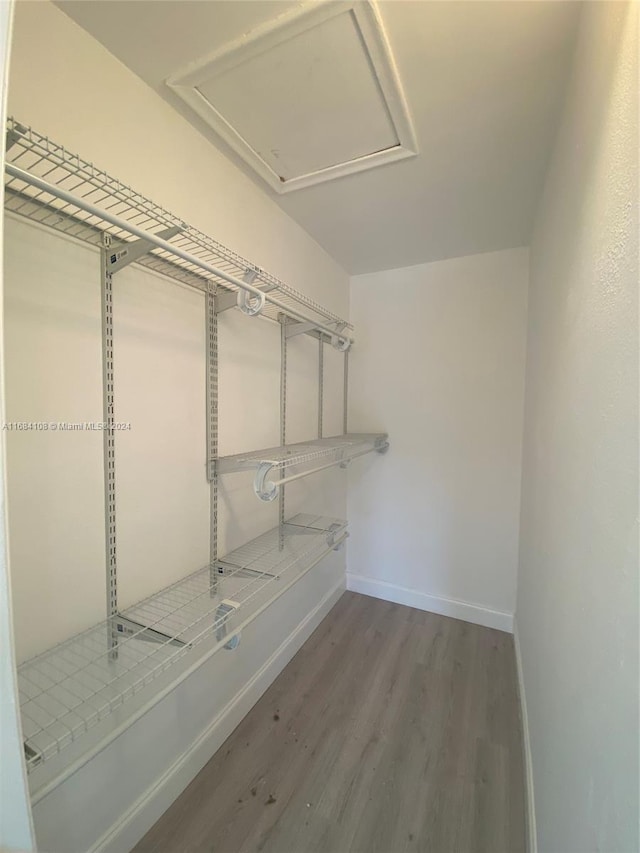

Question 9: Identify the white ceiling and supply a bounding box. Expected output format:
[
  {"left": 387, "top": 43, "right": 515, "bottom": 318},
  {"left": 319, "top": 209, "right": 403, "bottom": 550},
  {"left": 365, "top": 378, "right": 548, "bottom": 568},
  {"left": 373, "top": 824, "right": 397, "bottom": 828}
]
[
  {"left": 164, "top": 2, "right": 418, "bottom": 193},
  {"left": 56, "top": 0, "right": 580, "bottom": 274},
  {"left": 191, "top": 9, "right": 399, "bottom": 179}
]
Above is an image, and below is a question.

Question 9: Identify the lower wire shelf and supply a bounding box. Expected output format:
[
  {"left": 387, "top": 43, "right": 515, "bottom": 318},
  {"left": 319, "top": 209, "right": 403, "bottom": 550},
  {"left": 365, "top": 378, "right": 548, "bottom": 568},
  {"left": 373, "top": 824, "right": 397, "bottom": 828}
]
[{"left": 18, "top": 513, "right": 347, "bottom": 774}]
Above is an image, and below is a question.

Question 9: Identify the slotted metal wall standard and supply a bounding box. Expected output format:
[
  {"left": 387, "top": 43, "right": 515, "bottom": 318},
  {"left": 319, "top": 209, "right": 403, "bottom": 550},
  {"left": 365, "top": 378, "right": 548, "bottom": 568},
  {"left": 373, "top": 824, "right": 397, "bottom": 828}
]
[
  {"left": 279, "top": 317, "right": 288, "bottom": 548},
  {"left": 4, "top": 119, "right": 388, "bottom": 785},
  {"left": 207, "top": 285, "right": 219, "bottom": 596},
  {"left": 100, "top": 235, "right": 118, "bottom": 657}
]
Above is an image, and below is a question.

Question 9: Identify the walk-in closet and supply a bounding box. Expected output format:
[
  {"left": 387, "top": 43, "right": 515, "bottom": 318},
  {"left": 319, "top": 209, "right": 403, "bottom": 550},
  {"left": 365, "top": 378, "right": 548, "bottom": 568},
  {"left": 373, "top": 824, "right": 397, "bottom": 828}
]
[{"left": 1, "top": 2, "right": 637, "bottom": 852}]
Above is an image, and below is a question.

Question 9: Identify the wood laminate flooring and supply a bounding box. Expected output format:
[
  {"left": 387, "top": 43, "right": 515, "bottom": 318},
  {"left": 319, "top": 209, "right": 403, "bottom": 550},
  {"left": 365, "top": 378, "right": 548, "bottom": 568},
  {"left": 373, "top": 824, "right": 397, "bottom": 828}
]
[{"left": 134, "top": 592, "right": 525, "bottom": 853}]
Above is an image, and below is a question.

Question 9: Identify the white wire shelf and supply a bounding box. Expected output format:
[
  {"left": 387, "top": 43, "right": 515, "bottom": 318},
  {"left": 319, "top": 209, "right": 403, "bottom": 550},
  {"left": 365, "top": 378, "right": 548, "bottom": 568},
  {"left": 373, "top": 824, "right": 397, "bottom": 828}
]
[
  {"left": 18, "top": 514, "right": 347, "bottom": 773},
  {"left": 4, "top": 118, "right": 352, "bottom": 340},
  {"left": 216, "top": 433, "right": 390, "bottom": 501}
]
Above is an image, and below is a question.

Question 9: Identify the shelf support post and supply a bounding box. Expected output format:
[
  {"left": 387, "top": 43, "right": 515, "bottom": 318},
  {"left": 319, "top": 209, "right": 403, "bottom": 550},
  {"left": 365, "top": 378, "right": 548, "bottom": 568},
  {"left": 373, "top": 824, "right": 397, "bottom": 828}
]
[
  {"left": 318, "top": 337, "right": 324, "bottom": 439},
  {"left": 101, "top": 235, "right": 118, "bottom": 659},
  {"left": 279, "top": 314, "right": 288, "bottom": 549},
  {"left": 208, "top": 285, "right": 219, "bottom": 595},
  {"left": 343, "top": 349, "right": 349, "bottom": 434}
]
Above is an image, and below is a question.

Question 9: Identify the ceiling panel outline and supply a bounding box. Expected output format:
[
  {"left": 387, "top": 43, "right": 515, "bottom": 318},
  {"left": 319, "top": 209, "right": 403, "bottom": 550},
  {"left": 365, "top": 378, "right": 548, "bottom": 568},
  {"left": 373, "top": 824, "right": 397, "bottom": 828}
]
[{"left": 166, "top": 0, "right": 418, "bottom": 194}]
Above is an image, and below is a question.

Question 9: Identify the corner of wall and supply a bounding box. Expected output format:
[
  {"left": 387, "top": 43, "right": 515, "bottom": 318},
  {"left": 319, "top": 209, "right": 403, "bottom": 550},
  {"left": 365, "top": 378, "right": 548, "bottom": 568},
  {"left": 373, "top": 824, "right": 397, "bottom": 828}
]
[{"left": 513, "top": 619, "right": 537, "bottom": 853}]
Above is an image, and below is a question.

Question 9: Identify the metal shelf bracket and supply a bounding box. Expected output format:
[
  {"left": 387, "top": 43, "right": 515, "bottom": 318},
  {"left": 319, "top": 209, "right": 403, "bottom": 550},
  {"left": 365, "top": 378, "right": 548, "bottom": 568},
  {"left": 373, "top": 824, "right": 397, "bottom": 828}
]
[
  {"left": 285, "top": 321, "right": 316, "bottom": 339},
  {"left": 215, "top": 599, "right": 241, "bottom": 650},
  {"left": 5, "top": 122, "right": 26, "bottom": 153},
  {"left": 113, "top": 616, "right": 187, "bottom": 648},
  {"left": 107, "top": 225, "right": 184, "bottom": 274},
  {"left": 214, "top": 288, "right": 239, "bottom": 314},
  {"left": 327, "top": 523, "right": 349, "bottom": 551}
]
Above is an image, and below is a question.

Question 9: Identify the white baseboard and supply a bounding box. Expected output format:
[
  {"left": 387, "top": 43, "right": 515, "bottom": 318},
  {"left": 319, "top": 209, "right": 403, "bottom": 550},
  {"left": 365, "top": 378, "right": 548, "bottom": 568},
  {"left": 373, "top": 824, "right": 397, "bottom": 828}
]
[
  {"left": 346, "top": 573, "right": 513, "bottom": 633},
  {"left": 514, "top": 621, "right": 537, "bottom": 853},
  {"left": 94, "top": 578, "right": 346, "bottom": 853}
]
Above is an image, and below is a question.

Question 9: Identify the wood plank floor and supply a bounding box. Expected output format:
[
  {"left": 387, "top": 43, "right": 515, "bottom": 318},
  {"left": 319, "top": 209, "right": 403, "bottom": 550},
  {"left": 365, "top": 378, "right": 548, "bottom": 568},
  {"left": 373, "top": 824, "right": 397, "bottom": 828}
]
[{"left": 134, "top": 592, "right": 525, "bottom": 853}]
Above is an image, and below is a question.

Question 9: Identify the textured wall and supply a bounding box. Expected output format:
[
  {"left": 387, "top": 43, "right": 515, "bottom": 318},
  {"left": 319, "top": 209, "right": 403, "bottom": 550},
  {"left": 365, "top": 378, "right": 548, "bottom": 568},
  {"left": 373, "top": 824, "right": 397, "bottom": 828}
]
[{"left": 516, "top": 3, "right": 639, "bottom": 851}]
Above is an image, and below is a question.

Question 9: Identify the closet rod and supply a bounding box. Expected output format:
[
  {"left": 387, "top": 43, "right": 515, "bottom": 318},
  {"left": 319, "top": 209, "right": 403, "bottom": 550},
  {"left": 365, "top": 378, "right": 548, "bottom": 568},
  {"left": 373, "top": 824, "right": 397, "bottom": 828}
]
[
  {"left": 271, "top": 445, "right": 380, "bottom": 490},
  {"left": 5, "top": 163, "right": 354, "bottom": 347}
]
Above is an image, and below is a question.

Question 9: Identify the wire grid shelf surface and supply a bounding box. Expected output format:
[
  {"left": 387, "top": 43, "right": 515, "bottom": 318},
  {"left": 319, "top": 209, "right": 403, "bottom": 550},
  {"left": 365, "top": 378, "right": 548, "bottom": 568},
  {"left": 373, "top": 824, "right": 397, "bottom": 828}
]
[
  {"left": 18, "top": 514, "right": 346, "bottom": 772},
  {"left": 216, "top": 433, "right": 390, "bottom": 475},
  {"left": 4, "top": 118, "right": 352, "bottom": 330}
]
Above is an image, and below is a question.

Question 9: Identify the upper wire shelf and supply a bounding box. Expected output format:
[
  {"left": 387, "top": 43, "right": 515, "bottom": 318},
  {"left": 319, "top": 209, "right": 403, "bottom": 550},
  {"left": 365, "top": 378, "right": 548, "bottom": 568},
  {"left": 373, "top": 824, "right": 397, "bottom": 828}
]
[
  {"left": 216, "top": 433, "right": 389, "bottom": 501},
  {"left": 4, "top": 118, "right": 352, "bottom": 340},
  {"left": 18, "top": 513, "right": 347, "bottom": 775}
]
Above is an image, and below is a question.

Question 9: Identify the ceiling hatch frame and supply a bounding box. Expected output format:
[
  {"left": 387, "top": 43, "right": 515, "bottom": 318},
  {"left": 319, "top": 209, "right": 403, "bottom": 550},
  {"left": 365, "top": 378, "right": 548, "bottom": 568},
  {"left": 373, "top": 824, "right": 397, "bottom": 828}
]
[{"left": 166, "top": 0, "right": 418, "bottom": 194}]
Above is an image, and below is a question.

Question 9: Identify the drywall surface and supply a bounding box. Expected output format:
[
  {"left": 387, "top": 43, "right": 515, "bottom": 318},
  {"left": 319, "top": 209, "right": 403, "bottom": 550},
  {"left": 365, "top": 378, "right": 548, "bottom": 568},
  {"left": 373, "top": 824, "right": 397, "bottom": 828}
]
[
  {"left": 516, "top": 2, "right": 639, "bottom": 851},
  {"left": 348, "top": 248, "right": 528, "bottom": 630},
  {"left": 0, "top": 1, "right": 35, "bottom": 849},
  {"left": 4, "top": 2, "right": 348, "bottom": 849}
]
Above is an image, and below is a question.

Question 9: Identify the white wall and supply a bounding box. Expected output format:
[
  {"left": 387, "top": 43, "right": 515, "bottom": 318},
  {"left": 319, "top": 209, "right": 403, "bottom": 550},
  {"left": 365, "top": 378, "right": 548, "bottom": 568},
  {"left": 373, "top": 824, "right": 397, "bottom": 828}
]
[
  {"left": 348, "top": 248, "right": 528, "bottom": 631},
  {"left": 516, "top": 3, "right": 639, "bottom": 852},
  {"left": 0, "top": 0, "right": 36, "bottom": 849},
  {"left": 4, "top": 2, "right": 349, "bottom": 849}
]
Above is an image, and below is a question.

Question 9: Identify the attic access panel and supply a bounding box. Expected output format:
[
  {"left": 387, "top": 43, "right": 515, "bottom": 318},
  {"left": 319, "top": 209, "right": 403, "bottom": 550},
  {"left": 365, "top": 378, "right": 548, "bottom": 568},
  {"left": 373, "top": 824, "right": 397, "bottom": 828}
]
[{"left": 167, "top": 1, "right": 417, "bottom": 194}]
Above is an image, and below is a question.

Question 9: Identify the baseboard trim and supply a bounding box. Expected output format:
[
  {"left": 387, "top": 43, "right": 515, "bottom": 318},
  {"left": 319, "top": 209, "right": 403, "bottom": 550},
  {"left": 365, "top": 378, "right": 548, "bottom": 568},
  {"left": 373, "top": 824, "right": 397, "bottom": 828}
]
[
  {"left": 93, "top": 577, "right": 346, "bottom": 853},
  {"left": 514, "top": 621, "right": 537, "bottom": 853},
  {"left": 346, "top": 573, "right": 513, "bottom": 633}
]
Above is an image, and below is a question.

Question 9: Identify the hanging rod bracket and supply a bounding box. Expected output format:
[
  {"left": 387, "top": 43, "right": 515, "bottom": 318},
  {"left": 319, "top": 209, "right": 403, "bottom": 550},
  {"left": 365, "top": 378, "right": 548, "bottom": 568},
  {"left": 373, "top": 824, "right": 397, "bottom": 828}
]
[
  {"left": 237, "top": 269, "right": 264, "bottom": 316},
  {"left": 331, "top": 335, "right": 351, "bottom": 352},
  {"left": 250, "top": 437, "right": 389, "bottom": 501},
  {"left": 107, "top": 225, "right": 184, "bottom": 274},
  {"left": 255, "top": 461, "right": 278, "bottom": 502}
]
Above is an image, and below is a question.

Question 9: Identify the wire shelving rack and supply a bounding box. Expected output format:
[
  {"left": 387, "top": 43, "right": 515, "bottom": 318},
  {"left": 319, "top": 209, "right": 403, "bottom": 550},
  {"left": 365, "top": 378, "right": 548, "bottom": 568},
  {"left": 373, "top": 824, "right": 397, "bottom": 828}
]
[
  {"left": 217, "top": 433, "right": 389, "bottom": 500},
  {"left": 3, "top": 119, "right": 388, "bottom": 788},
  {"left": 4, "top": 118, "right": 353, "bottom": 341},
  {"left": 18, "top": 514, "right": 347, "bottom": 772}
]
